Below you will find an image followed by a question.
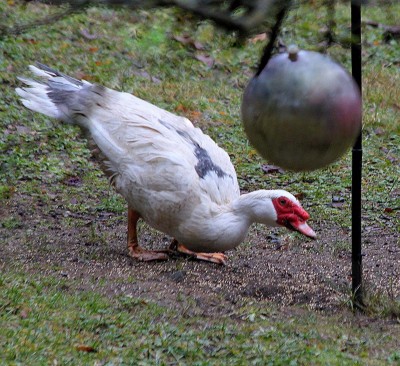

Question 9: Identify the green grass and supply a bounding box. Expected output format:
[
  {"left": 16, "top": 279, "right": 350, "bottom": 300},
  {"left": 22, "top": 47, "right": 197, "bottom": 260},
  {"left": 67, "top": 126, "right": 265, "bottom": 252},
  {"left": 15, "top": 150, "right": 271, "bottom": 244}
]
[
  {"left": 0, "top": 0, "right": 399, "bottom": 364},
  {"left": 0, "top": 272, "right": 399, "bottom": 365}
]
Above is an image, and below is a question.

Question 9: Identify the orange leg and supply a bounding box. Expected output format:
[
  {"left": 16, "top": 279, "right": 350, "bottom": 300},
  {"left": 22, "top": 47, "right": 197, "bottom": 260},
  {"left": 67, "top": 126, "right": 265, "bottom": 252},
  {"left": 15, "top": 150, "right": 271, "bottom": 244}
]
[
  {"left": 127, "top": 209, "right": 169, "bottom": 262},
  {"left": 169, "top": 240, "right": 227, "bottom": 265}
]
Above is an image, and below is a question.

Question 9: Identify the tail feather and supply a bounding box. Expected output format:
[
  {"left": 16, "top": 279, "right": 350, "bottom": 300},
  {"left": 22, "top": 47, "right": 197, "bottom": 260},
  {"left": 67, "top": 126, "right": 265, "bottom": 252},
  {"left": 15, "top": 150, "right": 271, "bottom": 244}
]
[
  {"left": 27, "top": 65, "right": 56, "bottom": 79},
  {"left": 16, "top": 78, "right": 60, "bottom": 119},
  {"left": 30, "top": 63, "right": 84, "bottom": 87},
  {"left": 16, "top": 63, "right": 125, "bottom": 168},
  {"left": 16, "top": 63, "right": 91, "bottom": 124}
]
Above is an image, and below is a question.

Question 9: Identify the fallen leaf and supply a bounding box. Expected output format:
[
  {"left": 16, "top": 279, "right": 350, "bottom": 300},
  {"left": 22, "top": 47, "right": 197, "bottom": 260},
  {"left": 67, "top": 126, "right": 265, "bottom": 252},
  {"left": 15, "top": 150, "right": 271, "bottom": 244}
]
[
  {"left": 89, "top": 47, "right": 99, "bottom": 53},
  {"left": 173, "top": 34, "right": 192, "bottom": 45},
  {"left": 195, "top": 53, "right": 214, "bottom": 67},
  {"left": 331, "top": 195, "right": 345, "bottom": 208},
  {"left": 23, "top": 38, "right": 37, "bottom": 44},
  {"left": 249, "top": 33, "right": 267, "bottom": 43},
  {"left": 64, "top": 177, "right": 82, "bottom": 187},
  {"left": 384, "top": 207, "right": 394, "bottom": 213},
  {"left": 379, "top": 147, "right": 398, "bottom": 163},
  {"left": 331, "top": 202, "right": 344, "bottom": 208},
  {"left": 20, "top": 308, "right": 30, "bottom": 319},
  {"left": 276, "top": 243, "right": 289, "bottom": 251},
  {"left": 76, "top": 345, "right": 97, "bottom": 353},
  {"left": 80, "top": 29, "right": 98, "bottom": 40},
  {"left": 386, "top": 155, "right": 398, "bottom": 163},
  {"left": 332, "top": 195, "right": 345, "bottom": 203},
  {"left": 132, "top": 70, "right": 162, "bottom": 84},
  {"left": 267, "top": 233, "right": 281, "bottom": 244},
  {"left": 175, "top": 104, "right": 188, "bottom": 112},
  {"left": 173, "top": 34, "right": 205, "bottom": 50},
  {"left": 187, "top": 110, "right": 202, "bottom": 121},
  {"left": 133, "top": 70, "right": 150, "bottom": 79},
  {"left": 16, "top": 125, "right": 32, "bottom": 135},
  {"left": 74, "top": 72, "right": 94, "bottom": 81},
  {"left": 261, "top": 164, "right": 284, "bottom": 174},
  {"left": 194, "top": 41, "right": 205, "bottom": 50},
  {"left": 294, "top": 192, "right": 305, "bottom": 200},
  {"left": 150, "top": 76, "right": 162, "bottom": 84}
]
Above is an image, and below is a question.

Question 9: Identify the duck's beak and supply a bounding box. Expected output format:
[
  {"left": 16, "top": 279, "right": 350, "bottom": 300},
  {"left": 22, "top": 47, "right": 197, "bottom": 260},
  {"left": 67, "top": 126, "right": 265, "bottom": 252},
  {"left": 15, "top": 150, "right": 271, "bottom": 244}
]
[{"left": 290, "top": 221, "right": 316, "bottom": 239}]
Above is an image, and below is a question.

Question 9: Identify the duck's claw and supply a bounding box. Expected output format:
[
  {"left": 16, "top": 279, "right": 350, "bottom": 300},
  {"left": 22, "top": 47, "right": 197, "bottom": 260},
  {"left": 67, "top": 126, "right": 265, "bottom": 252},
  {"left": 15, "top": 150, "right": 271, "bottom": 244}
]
[
  {"left": 128, "top": 246, "right": 169, "bottom": 262},
  {"left": 175, "top": 243, "right": 227, "bottom": 265},
  {"left": 191, "top": 252, "right": 227, "bottom": 265}
]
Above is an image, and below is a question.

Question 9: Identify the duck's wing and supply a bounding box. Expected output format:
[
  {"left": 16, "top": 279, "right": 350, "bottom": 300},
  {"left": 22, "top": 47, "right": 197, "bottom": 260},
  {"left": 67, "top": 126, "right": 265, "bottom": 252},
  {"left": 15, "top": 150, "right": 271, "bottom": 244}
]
[
  {"left": 89, "top": 85, "right": 240, "bottom": 207},
  {"left": 75, "top": 85, "right": 240, "bottom": 234}
]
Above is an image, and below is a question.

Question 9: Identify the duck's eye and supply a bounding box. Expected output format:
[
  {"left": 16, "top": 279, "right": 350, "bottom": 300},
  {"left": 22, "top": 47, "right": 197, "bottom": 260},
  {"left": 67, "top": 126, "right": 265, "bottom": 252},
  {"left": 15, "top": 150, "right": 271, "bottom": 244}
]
[{"left": 280, "top": 198, "right": 287, "bottom": 205}]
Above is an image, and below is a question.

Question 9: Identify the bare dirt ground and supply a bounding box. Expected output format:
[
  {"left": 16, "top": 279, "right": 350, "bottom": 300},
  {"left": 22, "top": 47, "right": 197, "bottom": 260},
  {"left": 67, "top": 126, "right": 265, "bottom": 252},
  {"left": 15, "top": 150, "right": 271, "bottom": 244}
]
[{"left": 1, "top": 187, "right": 399, "bottom": 318}]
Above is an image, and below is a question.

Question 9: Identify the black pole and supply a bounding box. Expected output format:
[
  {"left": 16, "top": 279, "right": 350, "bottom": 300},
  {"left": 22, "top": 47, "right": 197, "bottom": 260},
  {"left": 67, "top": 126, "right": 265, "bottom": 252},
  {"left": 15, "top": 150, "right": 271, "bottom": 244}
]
[{"left": 351, "top": 2, "right": 363, "bottom": 309}]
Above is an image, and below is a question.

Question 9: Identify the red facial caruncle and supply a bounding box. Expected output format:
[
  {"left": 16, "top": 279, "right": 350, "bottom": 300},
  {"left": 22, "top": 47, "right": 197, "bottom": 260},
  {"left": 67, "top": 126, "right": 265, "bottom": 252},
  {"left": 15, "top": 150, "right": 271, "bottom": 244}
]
[{"left": 272, "top": 196, "right": 316, "bottom": 239}]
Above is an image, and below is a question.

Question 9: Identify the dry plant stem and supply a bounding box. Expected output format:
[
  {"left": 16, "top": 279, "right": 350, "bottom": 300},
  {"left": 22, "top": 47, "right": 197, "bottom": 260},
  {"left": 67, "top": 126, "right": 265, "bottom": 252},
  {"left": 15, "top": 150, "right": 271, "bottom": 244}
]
[
  {"left": 21, "top": 0, "right": 290, "bottom": 35},
  {"left": 255, "top": 1, "right": 292, "bottom": 76},
  {"left": 0, "top": 5, "right": 84, "bottom": 38}
]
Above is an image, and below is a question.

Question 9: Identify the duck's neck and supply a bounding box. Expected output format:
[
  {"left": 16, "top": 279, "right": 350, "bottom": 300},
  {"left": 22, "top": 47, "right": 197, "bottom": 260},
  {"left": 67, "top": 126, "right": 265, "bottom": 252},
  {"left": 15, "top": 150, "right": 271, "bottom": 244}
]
[
  {"left": 207, "top": 190, "right": 279, "bottom": 251},
  {"left": 181, "top": 190, "right": 280, "bottom": 253},
  {"left": 231, "top": 190, "right": 279, "bottom": 227}
]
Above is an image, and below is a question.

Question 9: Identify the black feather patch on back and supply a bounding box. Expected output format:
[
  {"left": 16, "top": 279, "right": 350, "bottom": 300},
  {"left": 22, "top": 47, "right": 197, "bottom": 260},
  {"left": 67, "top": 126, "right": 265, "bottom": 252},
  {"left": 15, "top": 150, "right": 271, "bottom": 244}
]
[
  {"left": 158, "top": 119, "right": 230, "bottom": 180},
  {"left": 194, "top": 144, "right": 228, "bottom": 179}
]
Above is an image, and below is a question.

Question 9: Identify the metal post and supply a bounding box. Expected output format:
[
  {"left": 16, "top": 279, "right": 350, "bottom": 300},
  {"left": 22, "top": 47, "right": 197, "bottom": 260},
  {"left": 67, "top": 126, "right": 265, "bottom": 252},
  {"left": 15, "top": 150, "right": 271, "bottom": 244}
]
[{"left": 351, "top": 2, "right": 363, "bottom": 309}]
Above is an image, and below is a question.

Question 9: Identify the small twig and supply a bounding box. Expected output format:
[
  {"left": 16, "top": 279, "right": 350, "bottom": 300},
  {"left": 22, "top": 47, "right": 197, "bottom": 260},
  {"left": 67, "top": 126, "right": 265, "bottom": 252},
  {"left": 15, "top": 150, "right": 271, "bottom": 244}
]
[
  {"left": 324, "top": 0, "right": 336, "bottom": 46},
  {"left": 364, "top": 19, "right": 400, "bottom": 41},
  {"left": 21, "top": 0, "right": 285, "bottom": 35},
  {"left": 255, "top": 1, "right": 292, "bottom": 76},
  {"left": 363, "top": 19, "right": 380, "bottom": 28},
  {"left": 0, "top": 3, "right": 87, "bottom": 39},
  {"left": 166, "top": 0, "right": 248, "bottom": 33}
]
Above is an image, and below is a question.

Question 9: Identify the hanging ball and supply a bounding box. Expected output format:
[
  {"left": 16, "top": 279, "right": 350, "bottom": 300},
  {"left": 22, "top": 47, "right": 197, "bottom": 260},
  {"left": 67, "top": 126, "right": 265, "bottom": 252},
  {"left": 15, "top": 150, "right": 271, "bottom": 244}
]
[{"left": 241, "top": 46, "right": 362, "bottom": 171}]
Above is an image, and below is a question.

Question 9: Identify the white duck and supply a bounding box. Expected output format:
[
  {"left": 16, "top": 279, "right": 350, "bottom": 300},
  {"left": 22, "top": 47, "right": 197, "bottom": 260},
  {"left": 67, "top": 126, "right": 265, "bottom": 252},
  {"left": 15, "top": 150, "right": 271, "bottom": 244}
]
[{"left": 16, "top": 64, "right": 316, "bottom": 265}]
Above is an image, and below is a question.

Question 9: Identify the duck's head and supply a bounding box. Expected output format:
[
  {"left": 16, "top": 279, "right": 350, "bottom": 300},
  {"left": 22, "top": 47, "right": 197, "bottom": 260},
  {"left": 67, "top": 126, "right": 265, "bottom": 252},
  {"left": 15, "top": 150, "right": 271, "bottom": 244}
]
[
  {"left": 270, "top": 190, "right": 316, "bottom": 239},
  {"left": 240, "top": 190, "right": 316, "bottom": 239}
]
